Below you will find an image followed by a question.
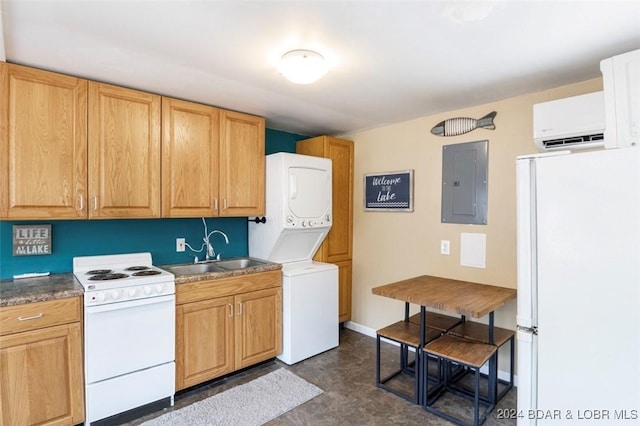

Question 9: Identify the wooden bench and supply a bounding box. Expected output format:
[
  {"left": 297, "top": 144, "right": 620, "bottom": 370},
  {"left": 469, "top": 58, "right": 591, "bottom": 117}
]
[
  {"left": 376, "top": 320, "right": 442, "bottom": 404},
  {"left": 448, "top": 321, "right": 515, "bottom": 401},
  {"left": 423, "top": 334, "right": 497, "bottom": 426}
]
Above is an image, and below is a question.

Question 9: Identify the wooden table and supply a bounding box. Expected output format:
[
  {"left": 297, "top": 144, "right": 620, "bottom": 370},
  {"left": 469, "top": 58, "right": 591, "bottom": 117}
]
[
  {"left": 372, "top": 275, "right": 516, "bottom": 406},
  {"left": 372, "top": 275, "right": 516, "bottom": 320}
]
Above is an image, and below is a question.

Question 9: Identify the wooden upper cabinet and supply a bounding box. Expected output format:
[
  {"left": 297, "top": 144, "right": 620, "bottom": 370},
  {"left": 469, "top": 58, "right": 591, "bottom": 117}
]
[
  {"left": 88, "top": 82, "right": 161, "bottom": 218},
  {"left": 0, "top": 62, "right": 88, "bottom": 219},
  {"left": 297, "top": 136, "right": 354, "bottom": 262},
  {"left": 162, "top": 98, "right": 220, "bottom": 218},
  {"left": 1, "top": 62, "right": 265, "bottom": 220},
  {"left": 219, "top": 110, "right": 265, "bottom": 217}
]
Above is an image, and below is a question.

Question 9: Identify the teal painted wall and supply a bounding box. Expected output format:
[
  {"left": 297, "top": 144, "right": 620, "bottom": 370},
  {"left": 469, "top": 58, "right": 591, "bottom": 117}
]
[{"left": 0, "top": 128, "right": 309, "bottom": 279}]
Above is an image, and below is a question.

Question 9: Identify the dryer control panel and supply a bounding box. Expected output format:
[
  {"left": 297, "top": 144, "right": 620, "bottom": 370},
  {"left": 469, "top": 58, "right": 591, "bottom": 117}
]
[{"left": 285, "top": 214, "right": 331, "bottom": 228}]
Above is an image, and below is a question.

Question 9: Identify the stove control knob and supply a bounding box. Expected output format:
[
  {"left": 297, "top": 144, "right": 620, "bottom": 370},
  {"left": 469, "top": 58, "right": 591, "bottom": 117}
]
[
  {"left": 301, "top": 221, "right": 307, "bottom": 227},
  {"left": 97, "top": 292, "right": 105, "bottom": 302},
  {"left": 286, "top": 215, "right": 294, "bottom": 224},
  {"left": 144, "top": 286, "right": 151, "bottom": 295},
  {"left": 155, "top": 284, "right": 163, "bottom": 293},
  {"left": 128, "top": 288, "right": 137, "bottom": 297},
  {"left": 111, "top": 290, "right": 120, "bottom": 300}
]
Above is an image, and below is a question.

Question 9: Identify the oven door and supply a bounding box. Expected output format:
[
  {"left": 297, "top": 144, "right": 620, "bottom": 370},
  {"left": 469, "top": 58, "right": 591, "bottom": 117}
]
[{"left": 84, "top": 294, "right": 175, "bottom": 384}]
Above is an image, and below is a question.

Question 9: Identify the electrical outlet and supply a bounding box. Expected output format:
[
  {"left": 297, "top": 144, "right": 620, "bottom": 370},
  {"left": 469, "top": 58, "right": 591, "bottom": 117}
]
[
  {"left": 440, "top": 240, "right": 450, "bottom": 255},
  {"left": 176, "top": 238, "right": 186, "bottom": 252}
]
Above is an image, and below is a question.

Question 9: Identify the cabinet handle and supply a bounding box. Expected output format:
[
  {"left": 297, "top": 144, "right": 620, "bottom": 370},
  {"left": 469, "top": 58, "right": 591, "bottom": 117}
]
[
  {"left": 237, "top": 302, "right": 242, "bottom": 316},
  {"left": 214, "top": 198, "right": 218, "bottom": 211},
  {"left": 18, "top": 313, "right": 43, "bottom": 321},
  {"left": 78, "top": 194, "right": 84, "bottom": 211},
  {"left": 223, "top": 199, "right": 227, "bottom": 210},
  {"left": 92, "top": 196, "right": 98, "bottom": 211},
  {"left": 228, "top": 303, "right": 233, "bottom": 317}
]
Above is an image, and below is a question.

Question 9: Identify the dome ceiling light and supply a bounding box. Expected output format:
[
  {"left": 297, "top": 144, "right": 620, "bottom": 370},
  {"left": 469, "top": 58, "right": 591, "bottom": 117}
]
[{"left": 278, "top": 49, "right": 329, "bottom": 84}]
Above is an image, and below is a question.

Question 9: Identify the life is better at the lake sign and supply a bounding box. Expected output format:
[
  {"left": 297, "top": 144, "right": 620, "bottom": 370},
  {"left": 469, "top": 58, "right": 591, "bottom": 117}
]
[
  {"left": 363, "top": 170, "right": 414, "bottom": 212},
  {"left": 13, "top": 224, "right": 52, "bottom": 256}
]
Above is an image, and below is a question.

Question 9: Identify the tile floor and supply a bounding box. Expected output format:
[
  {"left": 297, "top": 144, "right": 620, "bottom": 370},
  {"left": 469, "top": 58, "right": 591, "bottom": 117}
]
[{"left": 126, "top": 328, "right": 517, "bottom": 425}]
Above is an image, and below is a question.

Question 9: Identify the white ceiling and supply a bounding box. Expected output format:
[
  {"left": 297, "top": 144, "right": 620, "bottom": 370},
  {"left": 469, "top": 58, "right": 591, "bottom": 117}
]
[{"left": 1, "top": 1, "right": 639, "bottom": 136}]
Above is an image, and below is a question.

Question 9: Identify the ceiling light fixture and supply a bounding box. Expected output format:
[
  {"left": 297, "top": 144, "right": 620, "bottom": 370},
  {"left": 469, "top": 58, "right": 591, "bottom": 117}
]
[{"left": 278, "top": 49, "right": 329, "bottom": 84}]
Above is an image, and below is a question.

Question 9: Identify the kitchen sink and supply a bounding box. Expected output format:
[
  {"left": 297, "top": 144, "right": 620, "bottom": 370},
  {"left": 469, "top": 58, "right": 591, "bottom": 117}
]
[
  {"left": 216, "top": 258, "right": 267, "bottom": 270},
  {"left": 163, "top": 257, "right": 271, "bottom": 276}
]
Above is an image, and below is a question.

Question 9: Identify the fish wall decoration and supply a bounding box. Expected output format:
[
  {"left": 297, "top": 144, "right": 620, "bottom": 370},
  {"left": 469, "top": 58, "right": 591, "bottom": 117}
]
[{"left": 431, "top": 111, "right": 497, "bottom": 137}]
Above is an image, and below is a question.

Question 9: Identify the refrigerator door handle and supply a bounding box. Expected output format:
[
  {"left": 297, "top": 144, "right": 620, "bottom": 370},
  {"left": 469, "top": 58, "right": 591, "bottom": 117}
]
[{"left": 517, "top": 325, "right": 538, "bottom": 335}]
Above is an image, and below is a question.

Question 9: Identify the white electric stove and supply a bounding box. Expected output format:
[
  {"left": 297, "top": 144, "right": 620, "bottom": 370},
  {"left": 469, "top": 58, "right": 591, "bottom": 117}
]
[
  {"left": 73, "top": 252, "right": 175, "bottom": 425},
  {"left": 73, "top": 252, "right": 175, "bottom": 305}
]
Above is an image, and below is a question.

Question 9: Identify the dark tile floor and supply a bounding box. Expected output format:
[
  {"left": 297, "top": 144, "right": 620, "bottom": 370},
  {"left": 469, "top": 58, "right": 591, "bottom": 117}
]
[{"left": 127, "top": 328, "right": 516, "bottom": 425}]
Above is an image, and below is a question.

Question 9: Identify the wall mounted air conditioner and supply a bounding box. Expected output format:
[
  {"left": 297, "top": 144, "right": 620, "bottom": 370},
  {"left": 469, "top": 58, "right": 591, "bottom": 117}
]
[{"left": 533, "top": 91, "right": 605, "bottom": 151}]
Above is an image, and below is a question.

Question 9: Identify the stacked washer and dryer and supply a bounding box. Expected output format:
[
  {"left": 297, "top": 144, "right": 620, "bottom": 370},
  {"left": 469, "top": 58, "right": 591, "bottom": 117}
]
[{"left": 249, "top": 152, "right": 339, "bottom": 365}]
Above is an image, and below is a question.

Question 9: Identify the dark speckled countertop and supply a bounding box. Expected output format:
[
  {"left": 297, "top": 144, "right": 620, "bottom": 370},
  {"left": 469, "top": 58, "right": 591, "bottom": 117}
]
[
  {"left": 0, "top": 273, "right": 84, "bottom": 307},
  {"left": 0, "top": 262, "right": 282, "bottom": 307}
]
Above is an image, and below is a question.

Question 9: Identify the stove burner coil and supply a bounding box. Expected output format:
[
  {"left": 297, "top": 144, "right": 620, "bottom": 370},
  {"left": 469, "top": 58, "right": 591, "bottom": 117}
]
[
  {"left": 125, "top": 266, "right": 151, "bottom": 271},
  {"left": 88, "top": 273, "right": 129, "bottom": 281},
  {"left": 132, "top": 270, "right": 162, "bottom": 276},
  {"left": 86, "top": 269, "right": 113, "bottom": 275}
]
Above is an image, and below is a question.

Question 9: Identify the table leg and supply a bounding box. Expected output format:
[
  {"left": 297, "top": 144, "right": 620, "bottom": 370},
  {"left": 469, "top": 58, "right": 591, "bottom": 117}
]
[
  {"left": 400, "top": 302, "right": 410, "bottom": 371},
  {"left": 488, "top": 311, "right": 497, "bottom": 404}
]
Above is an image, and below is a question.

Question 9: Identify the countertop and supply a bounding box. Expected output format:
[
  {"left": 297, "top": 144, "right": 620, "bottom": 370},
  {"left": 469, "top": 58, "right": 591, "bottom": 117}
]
[
  {"left": 0, "top": 262, "right": 283, "bottom": 307},
  {"left": 0, "top": 273, "right": 84, "bottom": 307}
]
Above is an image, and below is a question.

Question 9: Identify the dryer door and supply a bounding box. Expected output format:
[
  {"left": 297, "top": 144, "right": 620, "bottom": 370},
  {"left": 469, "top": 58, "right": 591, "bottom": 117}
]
[{"left": 288, "top": 166, "right": 331, "bottom": 220}]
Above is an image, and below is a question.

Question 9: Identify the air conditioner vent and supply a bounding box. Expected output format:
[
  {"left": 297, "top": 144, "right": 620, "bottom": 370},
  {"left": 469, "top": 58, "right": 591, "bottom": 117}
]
[{"left": 542, "top": 133, "right": 604, "bottom": 149}]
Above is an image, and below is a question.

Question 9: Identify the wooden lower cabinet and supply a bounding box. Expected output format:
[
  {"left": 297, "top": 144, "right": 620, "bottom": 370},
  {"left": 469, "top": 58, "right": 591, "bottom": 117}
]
[
  {"left": 336, "top": 260, "right": 353, "bottom": 323},
  {"left": 175, "top": 296, "right": 235, "bottom": 389},
  {"left": 234, "top": 288, "right": 282, "bottom": 369},
  {"left": 0, "top": 298, "right": 84, "bottom": 426},
  {"left": 175, "top": 271, "right": 282, "bottom": 391}
]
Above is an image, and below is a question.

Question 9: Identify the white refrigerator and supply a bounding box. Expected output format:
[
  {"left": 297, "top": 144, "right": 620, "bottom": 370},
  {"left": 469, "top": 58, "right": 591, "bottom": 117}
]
[{"left": 516, "top": 147, "right": 640, "bottom": 424}]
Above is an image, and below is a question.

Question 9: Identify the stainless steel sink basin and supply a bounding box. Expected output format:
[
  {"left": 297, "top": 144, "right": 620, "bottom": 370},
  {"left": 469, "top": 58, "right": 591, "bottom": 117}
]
[
  {"left": 164, "top": 262, "right": 226, "bottom": 275},
  {"left": 215, "top": 258, "right": 267, "bottom": 270},
  {"left": 163, "top": 257, "right": 270, "bottom": 276}
]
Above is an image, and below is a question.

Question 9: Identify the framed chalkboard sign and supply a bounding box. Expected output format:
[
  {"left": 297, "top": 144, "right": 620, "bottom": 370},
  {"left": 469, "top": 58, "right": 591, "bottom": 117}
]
[{"left": 363, "top": 170, "right": 414, "bottom": 212}]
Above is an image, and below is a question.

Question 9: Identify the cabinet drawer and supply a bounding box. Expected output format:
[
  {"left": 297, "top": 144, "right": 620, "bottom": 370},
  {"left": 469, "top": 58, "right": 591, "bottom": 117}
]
[{"left": 0, "top": 297, "right": 81, "bottom": 336}]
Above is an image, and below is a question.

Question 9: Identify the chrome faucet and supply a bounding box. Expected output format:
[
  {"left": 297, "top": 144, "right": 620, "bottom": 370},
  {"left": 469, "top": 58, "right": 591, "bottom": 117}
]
[
  {"left": 204, "top": 229, "right": 229, "bottom": 261},
  {"left": 201, "top": 217, "right": 229, "bottom": 261},
  {"left": 184, "top": 218, "right": 230, "bottom": 262}
]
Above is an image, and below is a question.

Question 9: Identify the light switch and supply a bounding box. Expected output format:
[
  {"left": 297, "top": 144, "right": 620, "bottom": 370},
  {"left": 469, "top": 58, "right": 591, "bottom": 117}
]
[{"left": 440, "top": 240, "right": 450, "bottom": 255}]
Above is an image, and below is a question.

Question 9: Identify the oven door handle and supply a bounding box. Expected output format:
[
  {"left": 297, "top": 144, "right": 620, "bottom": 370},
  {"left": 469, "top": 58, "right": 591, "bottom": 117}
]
[{"left": 86, "top": 294, "right": 175, "bottom": 314}]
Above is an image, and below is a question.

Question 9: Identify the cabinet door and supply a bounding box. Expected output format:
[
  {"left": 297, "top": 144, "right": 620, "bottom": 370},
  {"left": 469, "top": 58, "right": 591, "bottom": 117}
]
[
  {"left": 234, "top": 287, "right": 282, "bottom": 369},
  {"left": 0, "top": 323, "right": 84, "bottom": 426},
  {"left": 324, "top": 137, "right": 354, "bottom": 262},
  {"left": 219, "top": 110, "right": 265, "bottom": 217},
  {"left": 162, "top": 98, "right": 220, "bottom": 217},
  {"left": 88, "top": 82, "right": 161, "bottom": 218},
  {"left": 0, "top": 63, "right": 88, "bottom": 219},
  {"left": 175, "top": 296, "right": 234, "bottom": 391},
  {"left": 336, "top": 260, "right": 353, "bottom": 323}
]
